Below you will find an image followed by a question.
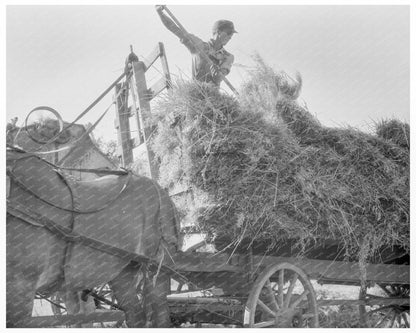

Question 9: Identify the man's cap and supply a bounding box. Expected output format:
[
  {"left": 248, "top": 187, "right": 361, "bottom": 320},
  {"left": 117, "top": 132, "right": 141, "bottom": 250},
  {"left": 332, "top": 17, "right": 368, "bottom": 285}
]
[{"left": 212, "top": 20, "right": 238, "bottom": 34}]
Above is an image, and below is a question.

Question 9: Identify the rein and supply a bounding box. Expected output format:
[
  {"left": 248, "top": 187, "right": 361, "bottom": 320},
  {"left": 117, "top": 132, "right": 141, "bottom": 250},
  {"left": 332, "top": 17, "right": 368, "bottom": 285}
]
[
  {"left": 7, "top": 146, "right": 129, "bottom": 175},
  {"left": 7, "top": 148, "right": 132, "bottom": 215},
  {"left": 7, "top": 199, "right": 183, "bottom": 279},
  {"left": 7, "top": 199, "right": 154, "bottom": 264}
]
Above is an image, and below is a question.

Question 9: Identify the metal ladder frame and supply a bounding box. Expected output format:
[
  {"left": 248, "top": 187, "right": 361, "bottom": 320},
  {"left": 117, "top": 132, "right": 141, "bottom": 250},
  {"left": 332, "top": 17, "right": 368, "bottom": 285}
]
[{"left": 114, "top": 42, "right": 171, "bottom": 178}]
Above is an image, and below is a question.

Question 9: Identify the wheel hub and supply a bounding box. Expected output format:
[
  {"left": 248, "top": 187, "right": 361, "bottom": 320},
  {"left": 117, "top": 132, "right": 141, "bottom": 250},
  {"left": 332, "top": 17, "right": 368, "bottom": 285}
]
[{"left": 275, "top": 309, "right": 303, "bottom": 328}]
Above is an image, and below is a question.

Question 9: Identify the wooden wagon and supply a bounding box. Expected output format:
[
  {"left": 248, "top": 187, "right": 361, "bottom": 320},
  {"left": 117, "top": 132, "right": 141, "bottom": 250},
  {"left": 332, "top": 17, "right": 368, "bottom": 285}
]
[
  {"left": 16, "top": 44, "right": 409, "bottom": 328},
  {"left": 28, "top": 230, "right": 409, "bottom": 328},
  {"left": 167, "top": 238, "right": 409, "bottom": 328}
]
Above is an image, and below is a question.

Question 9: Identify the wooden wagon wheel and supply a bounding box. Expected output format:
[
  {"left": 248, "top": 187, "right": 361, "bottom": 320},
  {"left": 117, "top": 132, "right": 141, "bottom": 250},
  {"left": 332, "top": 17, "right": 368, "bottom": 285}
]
[
  {"left": 244, "top": 262, "right": 319, "bottom": 328},
  {"left": 359, "top": 284, "right": 409, "bottom": 328}
]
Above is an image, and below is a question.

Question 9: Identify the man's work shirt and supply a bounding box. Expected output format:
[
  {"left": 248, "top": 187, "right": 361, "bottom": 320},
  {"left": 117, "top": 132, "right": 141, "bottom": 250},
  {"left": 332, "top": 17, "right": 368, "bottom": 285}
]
[
  {"left": 156, "top": 10, "right": 234, "bottom": 85},
  {"left": 181, "top": 34, "right": 234, "bottom": 86}
]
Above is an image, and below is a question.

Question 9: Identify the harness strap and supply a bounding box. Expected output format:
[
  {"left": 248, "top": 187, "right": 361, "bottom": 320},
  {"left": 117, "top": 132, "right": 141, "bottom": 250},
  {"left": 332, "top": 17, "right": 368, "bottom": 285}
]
[
  {"left": 7, "top": 201, "right": 45, "bottom": 228},
  {"left": 7, "top": 146, "right": 129, "bottom": 176},
  {"left": 7, "top": 199, "right": 153, "bottom": 264},
  {"left": 51, "top": 166, "right": 129, "bottom": 176},
  {"left": 7, "top": 199, "right": 199, "bottom": 290},
  {"left": 7, "top": 168, "right": 132, "bottom": 214}
]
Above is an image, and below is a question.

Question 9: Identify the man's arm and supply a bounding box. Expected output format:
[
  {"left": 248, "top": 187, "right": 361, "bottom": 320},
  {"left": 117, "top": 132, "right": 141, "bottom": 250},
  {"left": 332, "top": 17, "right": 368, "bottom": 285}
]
[
  {"left": 211, "top": 52, "right": 235, "bottom": 85},
  {"left": 220, "top": 53, "right": 234, "bottom": 75}
]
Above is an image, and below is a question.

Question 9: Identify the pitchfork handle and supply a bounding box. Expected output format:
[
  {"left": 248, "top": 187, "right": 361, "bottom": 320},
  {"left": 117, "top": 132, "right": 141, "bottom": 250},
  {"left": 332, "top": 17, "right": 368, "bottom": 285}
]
[{"left": 162, "top": 6, "right": 239, "bottom": 96}]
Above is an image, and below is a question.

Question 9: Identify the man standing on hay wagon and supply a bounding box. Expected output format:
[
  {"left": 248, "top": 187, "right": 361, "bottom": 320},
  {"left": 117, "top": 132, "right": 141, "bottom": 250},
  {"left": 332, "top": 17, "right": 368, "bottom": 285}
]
[{"left": 155, "top": 5, "right": 237, "bottom": 87}]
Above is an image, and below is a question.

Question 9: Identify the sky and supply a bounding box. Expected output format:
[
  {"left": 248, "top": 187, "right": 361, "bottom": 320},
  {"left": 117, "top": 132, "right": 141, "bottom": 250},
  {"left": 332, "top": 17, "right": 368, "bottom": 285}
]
[{"left": 5, "top": 3, "right": 411, "bottom": 143}]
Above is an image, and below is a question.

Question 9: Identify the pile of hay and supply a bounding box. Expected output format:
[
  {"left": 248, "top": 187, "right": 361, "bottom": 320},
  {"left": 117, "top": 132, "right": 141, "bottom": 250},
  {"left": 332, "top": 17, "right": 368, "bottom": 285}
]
[
  {"left": 375, "top": 119, "right": 410, "bottom": 150},
  {"left": 150, "top": 60, "right": 409, "bottom": 263}
]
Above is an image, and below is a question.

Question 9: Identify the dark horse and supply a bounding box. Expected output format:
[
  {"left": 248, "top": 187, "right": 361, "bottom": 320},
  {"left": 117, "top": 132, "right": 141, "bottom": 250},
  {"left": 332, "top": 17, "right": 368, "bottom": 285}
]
[{"left": 6, "top": 147, "right": 179, "bottom": 327}]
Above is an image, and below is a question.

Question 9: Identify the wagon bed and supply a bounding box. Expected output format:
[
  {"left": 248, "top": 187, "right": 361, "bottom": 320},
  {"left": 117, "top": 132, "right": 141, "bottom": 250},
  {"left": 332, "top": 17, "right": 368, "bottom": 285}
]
[
  {"left": 168, "top": 248, "right": 409, "bottom": 327},
  {"left": 29, "top": 247, "right": 409, "bottom": 328},
  {"left": 174, "top": 251, "right": 409, "bottom": 283}
]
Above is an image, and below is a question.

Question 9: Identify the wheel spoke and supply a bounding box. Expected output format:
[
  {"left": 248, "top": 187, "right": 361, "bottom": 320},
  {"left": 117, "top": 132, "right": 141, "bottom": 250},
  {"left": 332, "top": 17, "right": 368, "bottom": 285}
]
[
  {"left": 375, "top": 316, "right": 386, "bottom": 327},
  {"left": 254, "top": 320, "right": 276, "bottom": 328},
  {"left": 389, "top": 312, "right": 398, "bottom": 328},
  {"left": 265, "top": 279, "right": 279, "bottom": 312},
  {"left": 396, "top": 312, "right": 403, "bottom": 327},
  {"left": 290, "top": 289, "right": 309, "bottom": 309},
  {"left": 376, "top": 308, "right": 394, "bottom": 327},
  {"left": 401, "top": 312, "right": 410, "bottom": 327},
  {"left": 379, "top": 285, "right": 393, "bottom": 297},
  {"left": 245, "top": 263, "right": 318, "bottom": 329},
  {"left": 278, "top": 269, "right": 284, "bottom": 307},
  {"left": 283, "top": 273, "right": 298, "bottom": 308},
  {"left": 257, "top": 299, "right": 277, "bottom": 317}
]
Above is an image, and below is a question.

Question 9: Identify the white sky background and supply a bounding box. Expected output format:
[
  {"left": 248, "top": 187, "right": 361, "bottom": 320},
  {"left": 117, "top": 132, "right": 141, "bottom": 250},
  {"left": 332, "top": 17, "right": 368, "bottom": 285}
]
[{"left": 5, "top": 4, "right": 411, "bottom": 142}]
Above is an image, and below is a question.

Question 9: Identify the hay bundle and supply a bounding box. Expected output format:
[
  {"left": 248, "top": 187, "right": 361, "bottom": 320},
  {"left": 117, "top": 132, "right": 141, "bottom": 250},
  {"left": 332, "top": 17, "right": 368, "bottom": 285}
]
[
  {"left": 150, "top": 63, "right": 409, "bottom": 263},
  {"left": 376, "top": 119, "right": 410, "bottom": 150}
]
